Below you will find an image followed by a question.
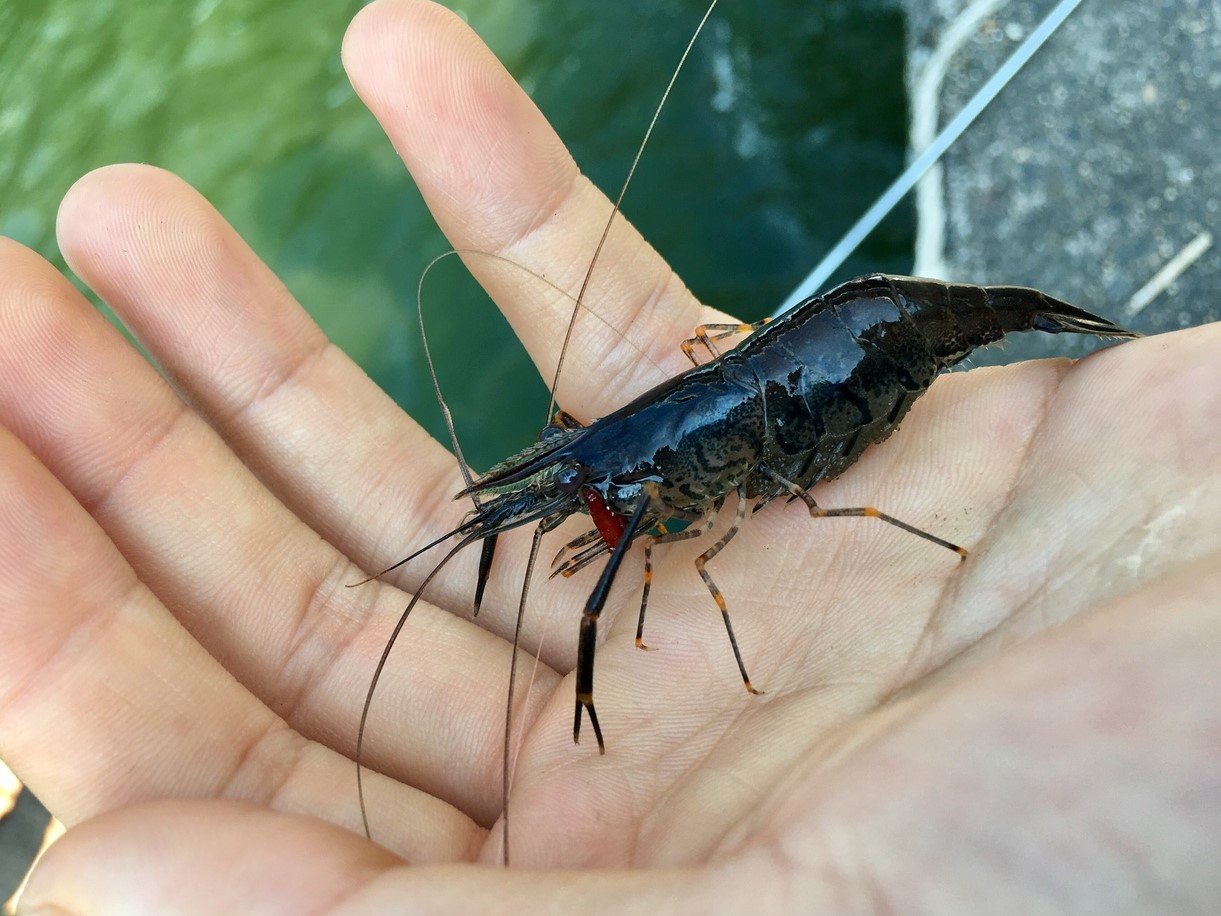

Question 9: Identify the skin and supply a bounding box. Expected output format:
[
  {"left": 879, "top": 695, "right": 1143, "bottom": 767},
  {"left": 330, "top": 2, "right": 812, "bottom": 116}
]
[{"left": 1, "top": 0, "right": 1217, "bottom": 912}]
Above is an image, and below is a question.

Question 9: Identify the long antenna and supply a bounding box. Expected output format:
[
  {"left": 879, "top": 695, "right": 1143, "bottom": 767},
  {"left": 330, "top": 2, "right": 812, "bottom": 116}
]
[
  {"left": 546, "top": 0, "right": 720, "bottom": 424},
  {"left": 356, "top": 532, "right": 481, "bottom": 838},
  {"left": 772, "top": 0, "right": 1089, "bottom": 317},
  {"left": 500, "top": 519, "right": 550, "bottom": 866}
]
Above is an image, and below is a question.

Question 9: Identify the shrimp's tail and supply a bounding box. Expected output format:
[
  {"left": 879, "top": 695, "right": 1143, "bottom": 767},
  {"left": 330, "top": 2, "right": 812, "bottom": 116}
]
[{"left": 880, "top": 275, "right": 1141, "bottom": 366}]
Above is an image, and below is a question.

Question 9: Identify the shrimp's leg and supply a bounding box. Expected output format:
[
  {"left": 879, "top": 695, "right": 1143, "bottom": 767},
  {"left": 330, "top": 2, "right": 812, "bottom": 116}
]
[
  {"left": 692, "top": 488, "right": 762, "bottom": 694},
  {"left": 574, "top": 495, "right": 652, "bottom": 752},
  {"left": 637, "top": 499, "right": 723, "bottom": 650},
  {"left": 551, "top": 527, "right": 603, "bottom": 571},
  {"left": 550, "top": 409, "right": 584, "bottom": 430},
  {"left": 552, "top": 515, "right": 660, "bottom": 579},
  {"left": 553, "top": 541, "right": 609, "bottom": 579},
  {"left": 681, "top": 318, "right": 772, "bottom": 366},
  {"left": 764, "top": 469, "right": 968, "bottom": 560}
]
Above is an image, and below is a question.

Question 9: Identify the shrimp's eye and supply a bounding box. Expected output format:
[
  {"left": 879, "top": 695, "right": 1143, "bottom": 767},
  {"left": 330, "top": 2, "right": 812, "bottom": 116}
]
[{"left": 554, "top": 461, "right": 586, "bottom": 494}]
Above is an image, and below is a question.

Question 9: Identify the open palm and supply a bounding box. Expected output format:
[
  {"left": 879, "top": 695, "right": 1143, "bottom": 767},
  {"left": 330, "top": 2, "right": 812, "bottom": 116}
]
[{"left": 3, "top": 1, "right": 1217, "bottom": 911}]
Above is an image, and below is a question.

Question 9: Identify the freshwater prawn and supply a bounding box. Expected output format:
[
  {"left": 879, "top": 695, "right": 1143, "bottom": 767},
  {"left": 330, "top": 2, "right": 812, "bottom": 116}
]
[{"left": 353, "top": 0, "right": 1140, "bottom": 863}]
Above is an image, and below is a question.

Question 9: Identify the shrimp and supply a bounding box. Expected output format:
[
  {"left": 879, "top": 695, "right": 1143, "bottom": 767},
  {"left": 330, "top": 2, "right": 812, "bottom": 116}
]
[
  {"left": 353, "top": 0, "right": 1142, "bottom": 864},
  {"left": 453, "top": 273, "right": 1139, "bottom": 749}
]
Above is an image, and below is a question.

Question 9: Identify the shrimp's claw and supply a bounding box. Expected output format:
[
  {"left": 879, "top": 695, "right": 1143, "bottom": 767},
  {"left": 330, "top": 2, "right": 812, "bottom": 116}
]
[{"left": 574, "top": 693, "right": 606, "bottom": 754}]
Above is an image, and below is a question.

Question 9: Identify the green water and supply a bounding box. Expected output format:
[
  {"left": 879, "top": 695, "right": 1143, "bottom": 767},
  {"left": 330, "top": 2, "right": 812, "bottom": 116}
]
[{"left": 0, "top": 0, "right": 911, "bottom": 471}]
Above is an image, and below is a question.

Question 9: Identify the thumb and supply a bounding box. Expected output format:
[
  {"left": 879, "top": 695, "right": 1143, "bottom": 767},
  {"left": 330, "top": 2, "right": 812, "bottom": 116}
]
[
  {"left": 17, "top": 799, "right": 762, "bottom": 914},
  {"left": 18, "top": 800, "right": 395, "bottom": 915}
]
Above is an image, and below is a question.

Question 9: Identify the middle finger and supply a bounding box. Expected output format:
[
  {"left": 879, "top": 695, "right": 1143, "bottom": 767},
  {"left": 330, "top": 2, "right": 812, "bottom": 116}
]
[{"left": 55, "top": 165, "right": 617, "bottom": 668}]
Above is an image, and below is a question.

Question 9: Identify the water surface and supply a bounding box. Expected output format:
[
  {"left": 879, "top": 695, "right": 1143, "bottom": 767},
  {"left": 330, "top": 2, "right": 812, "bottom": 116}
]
[{"left": 0, "top": 0, "right": 911, "bottom": 469}]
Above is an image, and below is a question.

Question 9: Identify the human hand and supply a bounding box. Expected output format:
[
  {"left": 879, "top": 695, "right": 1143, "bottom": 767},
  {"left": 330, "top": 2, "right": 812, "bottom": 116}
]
[{"left": 3, "top": 1, "right": 1218, "bottom": 911}]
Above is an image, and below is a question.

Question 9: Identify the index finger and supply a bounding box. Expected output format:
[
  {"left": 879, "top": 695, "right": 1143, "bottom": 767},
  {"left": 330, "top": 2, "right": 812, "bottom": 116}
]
[{"left": 343, "top": 0, "right": 733, "bottom": 420}]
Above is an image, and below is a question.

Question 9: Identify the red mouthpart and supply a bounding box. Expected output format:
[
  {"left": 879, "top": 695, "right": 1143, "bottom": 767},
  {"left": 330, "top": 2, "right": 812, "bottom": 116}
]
[{"left": 580, "top": 488, "right": 629, "bottom": 548}]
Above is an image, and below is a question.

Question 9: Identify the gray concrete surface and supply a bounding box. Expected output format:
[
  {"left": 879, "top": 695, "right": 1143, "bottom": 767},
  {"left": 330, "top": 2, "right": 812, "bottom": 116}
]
[
  {"left": 903, "top": 0, "right": 1217, "bottom": 365},
  {"left": 0, "top": 790, "right": 49, "bottom": 908}
]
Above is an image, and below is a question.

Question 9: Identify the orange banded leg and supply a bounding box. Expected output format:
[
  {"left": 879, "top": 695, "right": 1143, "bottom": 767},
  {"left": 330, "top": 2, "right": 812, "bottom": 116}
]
[
  {"left": 765, "top": 470, "right": 968, "bottom": 561},
  {"left": 553, "top": 514, "right": 668, "bottom": 579},
  {"left": 680, "top": 318, "right": 772, "bottom": 366},
  {"left": 637, "top": 500, "right": 723, "bottom": 650},
  {"left": 552, "top": 541, "right": 609, "bottom": 579},
  {"left": 694, "top": 488, "right": 763, "bottom": 695},
  {"left": 551, "top": 527, "right": 602, "bottom": 571}
]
